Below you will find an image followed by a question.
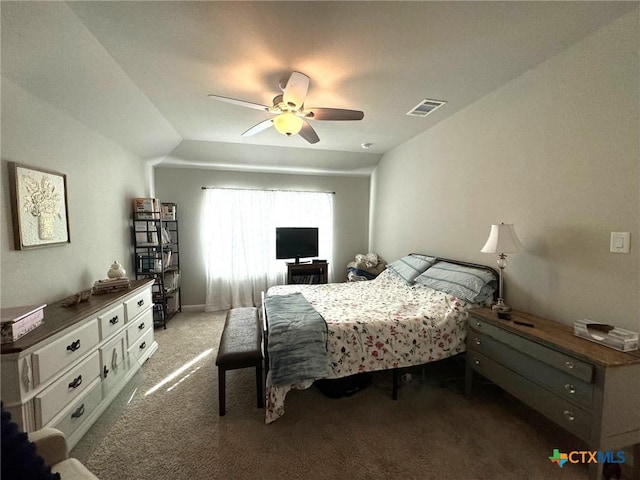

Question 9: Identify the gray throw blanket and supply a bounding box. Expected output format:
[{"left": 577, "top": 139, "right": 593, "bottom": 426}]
[{"left": 265, "top": 293, "right": 330, "bottom": 387}]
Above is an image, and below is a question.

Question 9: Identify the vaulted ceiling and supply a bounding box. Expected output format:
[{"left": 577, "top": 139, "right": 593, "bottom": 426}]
[{"left": 2, "top": 1, "right": 636, "bottom": 175}]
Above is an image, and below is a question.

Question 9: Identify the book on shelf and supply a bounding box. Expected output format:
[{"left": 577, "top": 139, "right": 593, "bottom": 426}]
[
  {"left": 292, "top": 275, "right": 321, "bottom": 284},
  {"left": 161, "top": 227, "right": 171, "bottom": 244},
  {"left": 164, "top": 269, "right": 181, "bottom": 291},
  {"left": 167, "top": 290, "right": 180, "bottom": 314},
  {"left": 1, "top": 304, "right": 46, "bottom": 343},
  {"left": 135, "top": 230, "right": 159, "bottom": 245}
]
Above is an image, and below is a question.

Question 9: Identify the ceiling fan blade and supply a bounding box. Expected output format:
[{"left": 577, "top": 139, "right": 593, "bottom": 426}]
[
  {"left": 208, "top": 94, "right": 270, "bottom": 112},
  {"left": 298, "top": 120, "right": 319, "bottom": 144},
  {"left": 282, "top": 71, "right": 310, "bottom": 109},
  {"left": 306, "top": 108, "right": 364, "bottom": 121},
  {"left": 241, "top": 119, "right": 274, "bottom": 137}
]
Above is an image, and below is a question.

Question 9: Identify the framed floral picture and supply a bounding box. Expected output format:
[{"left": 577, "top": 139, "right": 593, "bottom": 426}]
[{"left": 8, "top": 162, "right": 70, "bottom": 250}]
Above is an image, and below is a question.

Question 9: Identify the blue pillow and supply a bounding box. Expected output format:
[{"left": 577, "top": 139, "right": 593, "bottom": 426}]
[
  {"left": 415, "top": 261, "right": 496, "bottom": 303},
  {"left": 386, "top": 255, "right": 436, "bottom": 284}
]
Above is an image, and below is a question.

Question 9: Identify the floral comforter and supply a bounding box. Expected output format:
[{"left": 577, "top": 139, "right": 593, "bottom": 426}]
[{"left": 264, "top": 269, "right": 477, "bottom": 423}]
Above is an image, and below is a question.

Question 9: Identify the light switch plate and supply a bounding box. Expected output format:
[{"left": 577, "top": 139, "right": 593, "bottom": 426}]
[{"left": 610, "top": 232, "right": 630, "bottom": 254}]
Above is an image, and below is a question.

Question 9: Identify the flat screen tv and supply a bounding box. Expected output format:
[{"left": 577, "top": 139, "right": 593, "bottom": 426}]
[{"left": 276, "top": 227, "right": 318, "bottom": 263}]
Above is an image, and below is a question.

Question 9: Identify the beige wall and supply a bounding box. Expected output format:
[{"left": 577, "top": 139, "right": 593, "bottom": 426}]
[
  {"left": 370, "top": 10, "right": 639, "bottom": 330},
  {"left": 1, "top": 78, "right": 149, "bottom": 308},
  {"left": 155, "top": 167, "right": 370, "bottom": 307}
]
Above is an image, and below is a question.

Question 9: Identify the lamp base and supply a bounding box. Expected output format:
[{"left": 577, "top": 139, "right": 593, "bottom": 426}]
[{"left": 492, "top": 300, "right": 512, "bottom": 320}]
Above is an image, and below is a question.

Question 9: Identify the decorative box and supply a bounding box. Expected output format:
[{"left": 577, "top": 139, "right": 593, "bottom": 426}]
[
  {"left": 574, "top": 319, "right": 639, "bottom": 352},
  {"left": 161, "top": 203, "right": 176, "bottom": 221},
  {"left": 1, "top": 304, "right": 46, "bottom": 344},
  {"left": 133, "top": 198, "right": 160, "bottom": 219}
]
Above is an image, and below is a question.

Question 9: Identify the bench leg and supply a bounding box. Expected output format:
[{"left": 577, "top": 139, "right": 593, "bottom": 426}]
[
  {"left": 256, "top": 361, "right": 264, "bottom": 408},
  {"left": 218, "top": 367, "right": 226, "bottom": 416}
]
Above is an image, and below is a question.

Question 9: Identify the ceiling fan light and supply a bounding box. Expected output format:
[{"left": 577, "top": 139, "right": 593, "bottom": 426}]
[{"left": 273, "top": 112, "right": 303, "bottom": 136}]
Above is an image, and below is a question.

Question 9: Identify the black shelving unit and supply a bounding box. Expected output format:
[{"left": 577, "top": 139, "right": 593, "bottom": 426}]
[
  {"left": 132, "top": 203, "right": 181, "bottom": 329},
  {"left": 161, "top": 202, "right": 181, "bottom": 319}
]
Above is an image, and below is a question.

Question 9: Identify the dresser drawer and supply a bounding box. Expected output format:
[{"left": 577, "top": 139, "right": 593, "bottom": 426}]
[
  {"left": 49, "top": 377, "right": 102, "bottom": 439},
  {"left": 35, "top": 351, "right": 100, "bottom": 428},
  {"left": 126, "top": 308, "right": 152, "bottom": 348},
  {"left": 32, "top": 320, "right": 100, "bottom": 387},
  {"left": 468, "top": 349, "right": 592, "bottom": 441},
  {"left": 468, "top": 332, "right": 594, "bottom": 409},
  {"left": 97, "top": 303, "right": 125, "bottom": 340},
  {"left": 124, "top": 289, "right": 152, "bottom": 322},
  {"left": 128, "top": 327, "right": 154, "bottom": 367},
  {"left": 469, "top": 316, "right": 594, "bottom": 383}
]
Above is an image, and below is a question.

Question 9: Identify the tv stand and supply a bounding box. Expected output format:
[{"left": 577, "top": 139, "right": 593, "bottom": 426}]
[{"left": 286, "top": 261, "right": 328, "bottom": 285}]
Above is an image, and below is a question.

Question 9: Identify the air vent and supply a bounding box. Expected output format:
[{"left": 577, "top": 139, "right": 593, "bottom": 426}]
[{"left": 406, "top": 99, "right": 447, "bottom": 117}]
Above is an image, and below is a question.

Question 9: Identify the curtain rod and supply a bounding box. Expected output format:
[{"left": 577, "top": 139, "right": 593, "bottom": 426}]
[{"left": 201, "top": 186, "right": 335, "bottom": 194}]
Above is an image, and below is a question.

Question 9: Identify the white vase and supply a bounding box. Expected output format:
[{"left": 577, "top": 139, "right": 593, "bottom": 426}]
[
  {"left": 38, "top": 214, "right": 55, "bottom": 240},
  {"left": 107, "top": 261, "right": 126, "bottom": 279}
]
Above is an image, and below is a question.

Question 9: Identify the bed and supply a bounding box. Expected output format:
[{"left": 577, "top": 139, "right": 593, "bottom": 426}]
[{"left": 261, "top": 254, "right": 499, "bottom": 423}]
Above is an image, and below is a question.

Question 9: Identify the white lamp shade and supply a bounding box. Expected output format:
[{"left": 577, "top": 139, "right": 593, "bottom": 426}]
[
  {"left": 273, "top": 112, "right": 303, "bottom": 136},
  {"left": 481, "top": 223, "right": 523, "bottom": 254}
]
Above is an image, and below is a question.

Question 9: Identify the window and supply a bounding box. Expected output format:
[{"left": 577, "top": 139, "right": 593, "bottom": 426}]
[{"left": 201, "top": 188, "right": 333, "bottom": 311}]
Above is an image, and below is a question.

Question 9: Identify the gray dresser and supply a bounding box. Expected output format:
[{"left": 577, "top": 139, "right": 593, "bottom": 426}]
[{"left": 465, "top": 307, "right": 640, "bottom": 480}]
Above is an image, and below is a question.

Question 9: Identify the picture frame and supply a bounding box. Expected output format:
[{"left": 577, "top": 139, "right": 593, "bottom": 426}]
[{"left": 8, "top": 162, "right": 71, "bottom": 250}]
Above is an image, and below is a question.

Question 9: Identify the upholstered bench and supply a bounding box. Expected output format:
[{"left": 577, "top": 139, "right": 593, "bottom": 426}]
[{"left": 215, "top": 307, "right": 264, "bottom": 416}]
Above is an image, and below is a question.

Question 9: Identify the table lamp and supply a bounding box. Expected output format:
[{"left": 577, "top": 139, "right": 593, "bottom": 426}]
[{"left": 481, "top": 223, "right": 523, "bottom": 318}]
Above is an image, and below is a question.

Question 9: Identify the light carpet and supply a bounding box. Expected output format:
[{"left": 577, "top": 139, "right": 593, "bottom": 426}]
[{"left": 71, "top": 311, "right": 592, "bottom": 479}]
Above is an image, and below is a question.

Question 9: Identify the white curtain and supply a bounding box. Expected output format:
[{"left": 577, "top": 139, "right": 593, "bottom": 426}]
[{"left": 201, "top": 188, "right": 334, "bottom": 311}]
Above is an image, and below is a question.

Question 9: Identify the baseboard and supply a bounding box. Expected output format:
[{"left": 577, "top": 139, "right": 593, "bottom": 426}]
[{"left": 181, "top": 304, "right": 207, "bottom": 312}]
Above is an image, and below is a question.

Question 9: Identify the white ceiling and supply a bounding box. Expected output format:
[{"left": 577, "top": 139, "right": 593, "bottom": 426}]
[{"left": 2, "top": 1, "right": 636, "bottom": 176}]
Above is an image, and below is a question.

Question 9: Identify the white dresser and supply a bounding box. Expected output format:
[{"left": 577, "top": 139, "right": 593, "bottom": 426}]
[{"left": 1, "top": 280, "right": 158, "bottom": 449}]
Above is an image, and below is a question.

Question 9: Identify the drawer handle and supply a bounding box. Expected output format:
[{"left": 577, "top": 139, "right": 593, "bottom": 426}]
[
  {"left": 71, "top": 404, "right": 85, "bottom": 419},
  {"left": 68, "top": 375, "right": 83, "bottom": 389},
  {"left": 473, "top": 357, "right": 480, "bottom": 366},
  {"left": 474, "top": 337, "right": 481, "bottom": 346},
  {"left": 137, "top": 299, "right": 145, "bottom": 307},
  {"left": 103, "top": 365, "right": 109, "bottom": 378},
  {"left": 475, "top": 321, "right": 482, "bottom": 328},
  {"left": 139, "top": 341, "right": 146, "bottom": 350},
  {"left": 564, "top": 384, "right": 576, "bottom": 395},
  {"left": 563, "top": 410, "right": 575, "bottom": 422},
  {"left": 66, "top": 339, "right": 81, "bottom": 352},
  {"left": 111, "top": 349, "right": 119, "bottom": 370},
  {"left": 21, "top": 358, "right": 32, "bottom": 390},
  {"left": 138, "top": 322, "right": 145, "bottom": 330},
  {"left": 109, "top": 315, "right": 119, "bottom": 325},
  {"left": 565, "top": 361, "right": 575, "bottom": 370}
]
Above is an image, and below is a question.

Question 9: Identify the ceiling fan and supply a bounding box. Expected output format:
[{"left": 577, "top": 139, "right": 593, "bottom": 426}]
[{"left": 208, "top": 71, "right": 364, "bottom": 144}]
